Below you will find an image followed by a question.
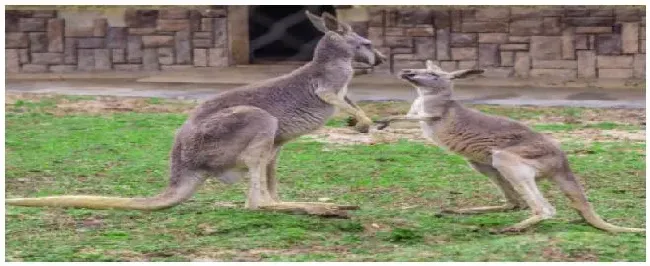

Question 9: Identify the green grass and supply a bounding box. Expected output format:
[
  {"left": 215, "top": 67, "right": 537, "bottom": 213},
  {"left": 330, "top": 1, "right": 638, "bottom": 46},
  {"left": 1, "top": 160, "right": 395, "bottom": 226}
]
[{"left": 5, "top": 97, "right": 646, "bottom": 262}]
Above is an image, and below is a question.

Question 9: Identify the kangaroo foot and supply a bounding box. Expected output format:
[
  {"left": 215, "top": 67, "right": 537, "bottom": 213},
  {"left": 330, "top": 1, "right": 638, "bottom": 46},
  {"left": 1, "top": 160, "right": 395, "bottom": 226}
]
[
  {"left": 491, "top": 214, "right": 546, "bottom": 234},
  {"left": 439, "top": 204, "right": 521, "bottom": 215}
]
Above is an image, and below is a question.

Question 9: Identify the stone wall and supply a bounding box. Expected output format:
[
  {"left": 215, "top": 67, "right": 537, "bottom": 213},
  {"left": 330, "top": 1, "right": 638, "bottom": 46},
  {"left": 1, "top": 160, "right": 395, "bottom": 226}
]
[
  {"left": 5, "top": 7, "right": 228, "bottom": 73},
  {"left": 5, "top": 6, "right": 646, "bottom": 80},
  {"left": 362, "top": 6, "right": 645, "bottom": 79}
]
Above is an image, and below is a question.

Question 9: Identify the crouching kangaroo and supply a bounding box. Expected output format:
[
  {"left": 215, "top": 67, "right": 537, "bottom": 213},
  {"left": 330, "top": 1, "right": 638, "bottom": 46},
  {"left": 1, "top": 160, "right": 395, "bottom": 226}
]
[
  {"left": 6, "top": 11, "right": 386, "bottom": 218},
  {"left": 377, "top": 60, "right": 645, "bottom": 233}
]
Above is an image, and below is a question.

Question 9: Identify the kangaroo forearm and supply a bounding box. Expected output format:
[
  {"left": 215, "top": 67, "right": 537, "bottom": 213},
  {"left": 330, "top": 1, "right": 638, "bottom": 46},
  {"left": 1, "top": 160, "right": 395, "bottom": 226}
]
[
  {"left": 318, "top": 92, "right": 367, "bottom": 118},
  {"left": 344, "top": 96, "right": 371, "bottom": 119},
  {"left": 344, "top": 95, "right": 359, "bottom": 109}
]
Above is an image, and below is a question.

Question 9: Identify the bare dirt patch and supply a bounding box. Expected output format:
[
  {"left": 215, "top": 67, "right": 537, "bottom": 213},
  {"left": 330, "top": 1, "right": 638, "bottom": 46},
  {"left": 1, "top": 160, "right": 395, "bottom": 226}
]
[
  {"left": 78, "top": 243, "right": 338, "bottom": 262},
  {"left": 186, "top": 245, "right": 351, "bottom": 262},
  {"left": 521, "top": 107, "right": 646, "bottom": 125},
  {"left": 537, "top": 238, "right": 599, "bottom": 262},
  {"left": 5, "top": 92, "right": 55, "bottom": 104},
  {"left": 77, "top": 248, "right": 149, "bottom": 262},
  {"left": 5, "top": 176, "right": 59, "bottom": 197},
  {"left": 7, "top": 93, "right": 645, "bottom": 125},
  {"left": 7, "top": 92, "right": 645, "bottom": 144},
  {"left": 301, "top": 127, "right": 428, "bottom": 146},
  {"left": 5, "top": 92, "right": 197, "bottom": 115},
  {"left": 351, "top": 101, "right": 646, "bottom": 126},
  {"left": 551, "top": 129, "right": 646, "bottom": 143},
  {"left": 55, "top": 98, "right": 194, "bottom": 115},
  {"left": 302, "top": 126, "right": 645, "bottom": 146},
  {"left": 91, "top": 245, "right": 353, "bottom": 262}
]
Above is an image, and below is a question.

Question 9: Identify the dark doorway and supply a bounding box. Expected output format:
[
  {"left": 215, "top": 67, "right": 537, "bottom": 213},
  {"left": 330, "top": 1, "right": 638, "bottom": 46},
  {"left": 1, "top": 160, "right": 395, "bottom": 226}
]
[{"left": 249, "top": 6, "right": 336, "bottom": 64}]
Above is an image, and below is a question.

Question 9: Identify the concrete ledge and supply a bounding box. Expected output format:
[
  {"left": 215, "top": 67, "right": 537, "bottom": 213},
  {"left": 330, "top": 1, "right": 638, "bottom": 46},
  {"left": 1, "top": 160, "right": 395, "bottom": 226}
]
[{"left": 5, "top": 70, "right": 157, "bottom": 81}]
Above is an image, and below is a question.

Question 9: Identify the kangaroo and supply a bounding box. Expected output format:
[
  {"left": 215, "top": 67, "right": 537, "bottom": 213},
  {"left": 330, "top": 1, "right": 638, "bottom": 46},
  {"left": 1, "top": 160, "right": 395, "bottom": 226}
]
[
  {"left": 5, "top": 11, "right": 387, "bottom": 218},
  {"left": 377, "top": 60, "right": 645, "bottom": 233}
]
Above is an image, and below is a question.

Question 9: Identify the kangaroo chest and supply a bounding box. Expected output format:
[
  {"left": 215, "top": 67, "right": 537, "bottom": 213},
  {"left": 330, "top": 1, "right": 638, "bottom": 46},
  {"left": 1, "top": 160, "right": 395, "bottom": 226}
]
[
  {"left": 276, "top": 104, "right": 335, "bottom": 142},
  {"left": 410, "top": 96, "right": 444, "bottom": 145},
  {"left": 412, "top": 99, "right": 493, "bottom": 163},
  {"left": 276, "top": 84, "right": 347, "bottom": 142}
]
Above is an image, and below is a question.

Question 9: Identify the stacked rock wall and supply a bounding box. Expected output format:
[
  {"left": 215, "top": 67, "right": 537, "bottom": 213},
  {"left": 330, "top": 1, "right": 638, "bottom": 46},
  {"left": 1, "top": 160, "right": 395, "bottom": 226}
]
[
  {"left": 362, "top": 6, "right": 645, "bottom": 79},
  {"left": 5, "top": 6, "right": 646, "bottom": 80},
  {"left": 5, "top": 7, "right": 228, "bottom": 73}
]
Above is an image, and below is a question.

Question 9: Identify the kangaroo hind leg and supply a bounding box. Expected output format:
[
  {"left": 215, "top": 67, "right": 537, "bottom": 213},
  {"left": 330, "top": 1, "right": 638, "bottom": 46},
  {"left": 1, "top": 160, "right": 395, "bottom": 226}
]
[
  {"left": 491, "top": 150, "right": 556, "bottom": 232},
  {"left": 259, "top": 147, "right": 360, "bottom": 218},
  {"left": 552, "top": 169, "right": 645, "bottom": 233},
  {"left": 195, "top": 105, "right": 280, "bottom": 210},
  {"left": 265, "top": 146, "right": 282, "bottom": 202},
  {"left": 236, "top": 117, "right": 279, "bottom": 210},
  {"left": 442, "top": 161, "right": 527, "bottom": 215}
]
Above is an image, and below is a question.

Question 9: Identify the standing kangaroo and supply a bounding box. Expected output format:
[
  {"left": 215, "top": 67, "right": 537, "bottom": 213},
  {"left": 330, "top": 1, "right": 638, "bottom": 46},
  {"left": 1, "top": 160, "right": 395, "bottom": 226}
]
[
  {"left": 6, "top": 11, "right": 386, "bottom": 218},
  {"left": 377, "top": 60, "right": 645, "bottom": 233}
]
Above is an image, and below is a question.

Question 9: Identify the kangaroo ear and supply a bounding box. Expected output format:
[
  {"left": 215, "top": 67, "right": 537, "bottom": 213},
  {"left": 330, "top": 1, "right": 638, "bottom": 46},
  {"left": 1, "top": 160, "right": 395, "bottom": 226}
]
[
  {"left": 322, "top": 12, "right": 351, "bottom": 34},
  {"left": 451, "top": 69, "right": 485, "bottom": 79},
  {"left": 425, "top": 60, "right": 443, "bottom": 72},
  {"left": 305, "top": 10, "right": 329, "bottom": 33}
]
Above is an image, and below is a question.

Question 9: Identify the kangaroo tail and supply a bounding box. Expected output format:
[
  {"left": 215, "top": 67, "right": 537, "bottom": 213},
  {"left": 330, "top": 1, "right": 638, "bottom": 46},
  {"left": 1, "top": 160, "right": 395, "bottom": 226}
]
[
  {"left": 553, "top": 165, "right": 645, "bottom": 233},
  {"left": 6, "top": 172, "right": 205, "bottom": 211}
]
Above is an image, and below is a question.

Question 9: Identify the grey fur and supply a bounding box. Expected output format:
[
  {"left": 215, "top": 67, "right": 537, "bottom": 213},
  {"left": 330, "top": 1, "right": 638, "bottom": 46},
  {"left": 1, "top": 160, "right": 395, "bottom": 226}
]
[
  {"left": 6, "top": 11, "right": 385, "bottom": 218},
  {"left": 378, "top": 60, "right": 645, "bottom": 233}
]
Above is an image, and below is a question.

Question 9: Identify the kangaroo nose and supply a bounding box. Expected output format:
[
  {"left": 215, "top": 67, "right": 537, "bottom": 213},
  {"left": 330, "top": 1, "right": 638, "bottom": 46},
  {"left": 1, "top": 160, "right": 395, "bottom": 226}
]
[{"left": 398, "top": 70, "right": 415, "bottom": 79}]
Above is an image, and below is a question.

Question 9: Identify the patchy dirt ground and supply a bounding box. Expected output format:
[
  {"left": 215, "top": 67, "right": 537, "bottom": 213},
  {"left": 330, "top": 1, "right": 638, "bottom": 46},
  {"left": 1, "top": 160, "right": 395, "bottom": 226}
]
[
  {"left": 300, "top": 126, "right": 645, "bottom": 146},
  {"left": 6, "top": 92, "right": 646, "bottom": 144},
  {"left": 5, "top": 93, "right": 197, "bottom": 115},
  {"left": 5, "top": 92, "right": 645, "bottom": 262},
  {"left": 352, "top": 100, "right": 646, "bottom": 125},
  {"left": 5, "top": 92, "right": 646, "bottom": 123},
  {"left": 73, "top": 245, "right": 356, "bottom": 262}
]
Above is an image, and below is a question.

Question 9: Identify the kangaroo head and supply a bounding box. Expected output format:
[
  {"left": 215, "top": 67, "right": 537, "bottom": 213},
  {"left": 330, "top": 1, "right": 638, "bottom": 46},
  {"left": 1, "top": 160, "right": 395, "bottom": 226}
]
[
  {"left": 398, "top": 60, "right": 484, "bottom": 95},
  {"left": 306, "top": 11, "right": 386, "bottom": 66}
]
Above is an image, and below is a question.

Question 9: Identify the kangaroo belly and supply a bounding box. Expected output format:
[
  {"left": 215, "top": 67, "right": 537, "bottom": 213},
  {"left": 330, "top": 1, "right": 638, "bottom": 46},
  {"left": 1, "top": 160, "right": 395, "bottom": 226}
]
[
  {"left": 424, "top": 124, "right": 495, "bottom": 163},
  {"left": 276, "top": 106, "right": 335, "bottom": 141},
  {"left": 451, "top": 143, "right": 493, "bottom": 163}
]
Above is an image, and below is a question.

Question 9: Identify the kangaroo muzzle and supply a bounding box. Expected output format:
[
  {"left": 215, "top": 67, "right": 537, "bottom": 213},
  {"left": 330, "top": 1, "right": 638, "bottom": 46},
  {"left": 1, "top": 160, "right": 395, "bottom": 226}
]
[
  {"left": 372, "top": 49, "right": 387, "bottom": 66},
  {"left": 398, "top": 70, "right": 416, "bottom": 80}
]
